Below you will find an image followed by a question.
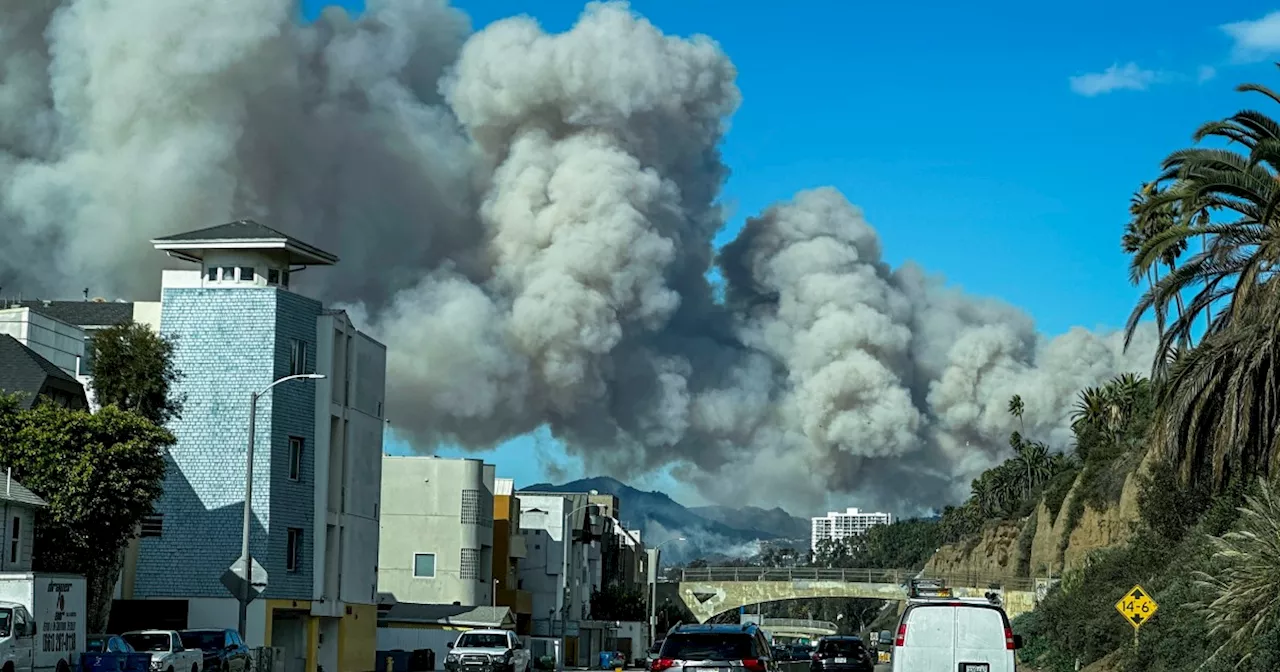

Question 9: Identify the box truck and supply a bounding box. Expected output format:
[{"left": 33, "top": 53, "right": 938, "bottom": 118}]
[{"left": 0, "top": 573, "right": 87, "bottom": 672}]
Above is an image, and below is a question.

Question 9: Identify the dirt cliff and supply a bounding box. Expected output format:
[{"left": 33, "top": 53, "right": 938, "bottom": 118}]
[{"left": 927, "top": 451, "right": 1154, "bottom": 580}]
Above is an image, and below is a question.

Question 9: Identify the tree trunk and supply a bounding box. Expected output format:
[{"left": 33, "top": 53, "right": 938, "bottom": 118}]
[{"left": 88, "top": 552, "right": 124, "bottom": 633}]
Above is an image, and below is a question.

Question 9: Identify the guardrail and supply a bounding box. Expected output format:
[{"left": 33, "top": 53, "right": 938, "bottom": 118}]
[{"left": 670, "top": 567, "right": 1038, "bottom": 591}]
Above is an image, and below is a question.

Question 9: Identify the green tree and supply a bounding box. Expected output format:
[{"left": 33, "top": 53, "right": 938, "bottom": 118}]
[
  {"left": 88, "top": 320, "right": 184, "bottom": 425},
  {"left": 0, "top": 396, "right": 173, "bottom": 632},
  {"left": 590, "top": 583, "right": 646, "bottom": 621}
]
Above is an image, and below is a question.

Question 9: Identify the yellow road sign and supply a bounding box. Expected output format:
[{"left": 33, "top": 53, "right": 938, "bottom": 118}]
[{"left": 1114, "top": 584, "right": 1159, "bottom": 629}]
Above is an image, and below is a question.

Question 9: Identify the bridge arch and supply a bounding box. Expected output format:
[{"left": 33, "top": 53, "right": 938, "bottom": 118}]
[{"left": 669, "top": 567, "right": 1041, "bottom": 623}]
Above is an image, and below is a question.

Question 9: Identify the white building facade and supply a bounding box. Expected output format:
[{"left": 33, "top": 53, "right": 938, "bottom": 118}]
[
  {"left": 811, "top": 507, "right": 893, "bottom": 549},
  {"left": 516, "top": 494, "right": 602, "bottom": 632},
  {"left": 377, "top": 456, "right": 496, "bottom": 606}
]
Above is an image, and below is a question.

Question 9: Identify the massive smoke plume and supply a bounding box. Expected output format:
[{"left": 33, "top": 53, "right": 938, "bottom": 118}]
[{"left": 0, "top": 0, "right": 1155, "bottom": 514}]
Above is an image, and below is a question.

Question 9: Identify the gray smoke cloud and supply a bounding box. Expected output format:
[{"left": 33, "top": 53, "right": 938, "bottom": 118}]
[{"left": 0, "top": 0, "right": 1156, "bottom": 516}]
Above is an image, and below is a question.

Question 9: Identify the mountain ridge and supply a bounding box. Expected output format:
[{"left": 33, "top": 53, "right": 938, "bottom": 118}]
[{"left": 519, "top": 476, "right": 808, "bottom": 563}]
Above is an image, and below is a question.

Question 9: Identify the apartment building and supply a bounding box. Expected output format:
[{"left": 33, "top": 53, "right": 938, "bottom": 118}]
[
  {"left": 378, "top": 456, "right": 496, "bottom": 606},
  {"left": 0, "top": 299, "right": 162, "bottom": 410},
  {"left": 810, "top": 507, "right": 893, "bottom": 549},
  {"left": 517, "top": 494, "right": 598, "bottom": 627},
  {"left": 111, "top": 221, "right": 386, "bottom": 672},
  {"left": 493, "top": 478, "right": 533, "bottom": 633}
]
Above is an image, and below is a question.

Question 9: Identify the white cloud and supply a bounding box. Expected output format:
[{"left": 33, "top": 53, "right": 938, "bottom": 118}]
[
  {"left": 1069, "top": 62, "right": 1159, "bottom": 97},
  {"left": 1222, "top": 11, "right": 1280, "bottom": 62},
  {"left": 1198, "top": 65, "right": 1218, "bottom": 83}
]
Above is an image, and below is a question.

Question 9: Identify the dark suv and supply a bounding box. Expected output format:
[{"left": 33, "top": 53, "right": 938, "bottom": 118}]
[
  {"left": 650, "top": 624, "right": 778, "bottom": 672},
  {"left": 809, "top": 636, "right": 873, "bottom": 672}
]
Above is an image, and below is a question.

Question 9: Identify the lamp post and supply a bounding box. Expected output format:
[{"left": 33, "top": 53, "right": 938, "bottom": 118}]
[
  {"left": 558, "top": 490, "right": 599, "bottom": 671},
  {"left": 648, "top": 537, "right": 685, "bottom": 646},
  {"left": 238, "top": 372, "right": 325, "bottom": 639}
]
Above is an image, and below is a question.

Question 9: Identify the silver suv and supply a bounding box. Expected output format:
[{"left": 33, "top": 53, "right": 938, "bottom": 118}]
[{"left": 650, "top": 624, "right": 778, "bottom": 672}]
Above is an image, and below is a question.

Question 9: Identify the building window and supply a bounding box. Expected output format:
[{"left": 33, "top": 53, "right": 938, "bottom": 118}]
[
  {"left": 140, "top": 514, "right": 163, "bottom": 538},
  {"left": 220, "top": 267, "right": 238, "bottom": 281},
  {"left": 413, "top": 553, "right": 436, "bottom": 578},
  {"left": 281, "top": 270, "right": 291, "bottom": 287},
  {"left": 240, "top": 267, "right": 255, "bottom": 282},
  {"left": 290, "top": 339, "right": 308, "bottom": 375},
  {"left": 288, "top": 437, "right": 303, "bottom": 481},
  {"left": 268, "top": 269, "right": 280, "bottom": 285},
  {"left": 206, "top": 267, "right": 217, "bottom": 282},
  {"left": 461, "top": 490, "right": 481, "bottom": 525},
  {"left": 287, "top": 528, "right": 303, "bottom": 572},
  {"left": 9, "top": 516, "right": 18, "bottom": 563},
  {"left": 460, "top": 548, "right": 479, "bottom": 580}
]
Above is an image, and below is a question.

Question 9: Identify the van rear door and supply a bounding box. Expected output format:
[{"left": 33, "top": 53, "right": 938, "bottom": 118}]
[
  {"left": 894, "top": 603, "right": 1013, "bottom": 672},
  {"left": 953, "top": 605, "right": 1012, "bottom": 672},
  {"left": 894, "top": 604, "right": 954, "bottom": 670}
]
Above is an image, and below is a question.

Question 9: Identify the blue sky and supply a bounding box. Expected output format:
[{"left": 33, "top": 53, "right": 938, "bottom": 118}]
[{"left": 303, "top": 0, "right": 1280, "bottom": 501}]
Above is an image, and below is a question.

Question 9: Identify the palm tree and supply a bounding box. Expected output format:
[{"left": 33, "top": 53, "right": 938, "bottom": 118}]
[
  {"left": 1122, "top": 70, "right": 1280, "bottom": 374},
  {"left": 1192, "top": 478, "right": 1280, "bottom": 667},
  {"left": 1122, "top": 182, "right": 1189, "bottom": 334},
  {"left": 1007, "top": 394, "right": 1025, "bottom": 432},
  {"left": 1154, "top": 279, "right": 1280, "bottom": 490}
]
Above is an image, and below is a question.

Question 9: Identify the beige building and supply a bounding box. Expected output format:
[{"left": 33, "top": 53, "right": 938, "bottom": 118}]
[{"left": 378, "top": 456, "right": 496, "bottom": 606}]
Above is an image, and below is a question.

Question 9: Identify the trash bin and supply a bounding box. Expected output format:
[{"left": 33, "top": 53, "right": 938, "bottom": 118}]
[
  {"left": 599, "top": 652, "right": 612, "bottom": 669},
  {"left": 409, "top": 649, "right": 435, "bottom": 672}
]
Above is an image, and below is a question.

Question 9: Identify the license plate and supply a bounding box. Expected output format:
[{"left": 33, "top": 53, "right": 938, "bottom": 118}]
[
  {"left": 834, "top": 658, "right": 846, "bottom": 664},
  {"left": 960, "top": 664, "right": 989, "bottom": 672}
]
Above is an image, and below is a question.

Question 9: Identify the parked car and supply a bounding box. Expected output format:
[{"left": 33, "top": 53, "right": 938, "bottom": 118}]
[
  {"left": 645, "top": 640, "right": 663, "bottom": 670},
  {"left": 650, "top": 623, "right": 779, "bottom": 672},
  {"left": 891, "top": 596, "right": 1022, "bottom": 672},
  {"left": 122, "top": 630, "right": 202, "bottom": 672},
  {"left": 809, "top": 636, "right": 872, "bottom": 672},
  {"left": 178, "top": 629, "right": 250, "bottom": 672},
  {"left": 444, "top": 629, "right": 530, "bottom": 672}
]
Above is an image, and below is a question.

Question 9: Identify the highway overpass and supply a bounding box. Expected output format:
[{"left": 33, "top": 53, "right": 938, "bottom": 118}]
[{"left": 666, "top": 567, "right": 1041, "bottom": 623}]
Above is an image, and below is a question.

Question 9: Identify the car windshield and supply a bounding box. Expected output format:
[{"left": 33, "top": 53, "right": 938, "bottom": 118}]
[
  {"left": 660, "top": 633, "right": 755, "bottom": 661},
  {"left": 180, "top": 632, "right": 223, "bottom": 651},
  {"left": 456, "top": 633, "right": 508, "bottom": 649},
  {"left": 649, "top": 642, "right": 662, "bottom": 654},
  {"left": 819, "top": 640, "right": 863, "bottom": 655},
  {"left": 124, "top": 633, "right": 172, "bottom": 652}
]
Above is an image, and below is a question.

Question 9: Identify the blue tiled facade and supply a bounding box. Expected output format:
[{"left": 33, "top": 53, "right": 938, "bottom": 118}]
[{"left": 135, "top": 287, "right": 320, "bottom": 600}]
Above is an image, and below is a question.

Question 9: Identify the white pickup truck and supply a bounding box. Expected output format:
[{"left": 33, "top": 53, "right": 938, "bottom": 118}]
[{"left": 122, "top": 631, "right": 202, "bottom": 672}]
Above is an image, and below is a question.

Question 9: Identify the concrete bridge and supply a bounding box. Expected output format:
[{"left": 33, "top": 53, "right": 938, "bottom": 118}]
[{"left": 667, "top": 567, "right": 1042, "bottom": 624}]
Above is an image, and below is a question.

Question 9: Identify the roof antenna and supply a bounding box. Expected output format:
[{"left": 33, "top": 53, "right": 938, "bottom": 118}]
[{"left": 83, "top": 288, "right": 89, "bottom": 301}]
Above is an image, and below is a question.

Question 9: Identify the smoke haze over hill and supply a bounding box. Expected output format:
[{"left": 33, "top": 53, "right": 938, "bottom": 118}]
[{"left": 0, "top": 0, "right": 1156, "bottom": 515}]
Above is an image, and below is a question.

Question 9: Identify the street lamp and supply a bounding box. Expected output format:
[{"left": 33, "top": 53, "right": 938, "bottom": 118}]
[
  {"left": 559, "top": 489, "right": 599, "bottom": 671},
  {"left": 648, "top": 537, "right": 686, "bottom": 645},
  {"left": 238, "top": 373, "right": 325, "bottom": 638}
]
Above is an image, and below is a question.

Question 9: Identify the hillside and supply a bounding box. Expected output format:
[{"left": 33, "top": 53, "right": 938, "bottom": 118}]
[
  {"left": 520, "top": 476, "right": 797, "bottom": 564},
  {"left": 691, "top": 504, "right": 810, "bottom": 542}
]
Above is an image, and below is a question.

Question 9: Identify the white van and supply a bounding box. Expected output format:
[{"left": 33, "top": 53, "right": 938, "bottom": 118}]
[{"left": 891, "top": 597, "right": 1021, "bottom": 672}]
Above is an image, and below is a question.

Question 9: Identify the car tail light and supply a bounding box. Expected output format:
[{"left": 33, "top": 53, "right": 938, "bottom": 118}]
[
  {"left": 651, "top": 659, "right": 675, "bottom": 672},
  {"left": 1004, "top": 627, "right": 1015, "bottom": 651},
  {"left": 895, "top": 624, "right": 907, "bottom": 647},
  {"left": 809, "top": 653, "right": 819, "bottom": 661},
  {"left": 741, "top": 659, "right": 767, "bottom": 672}
]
